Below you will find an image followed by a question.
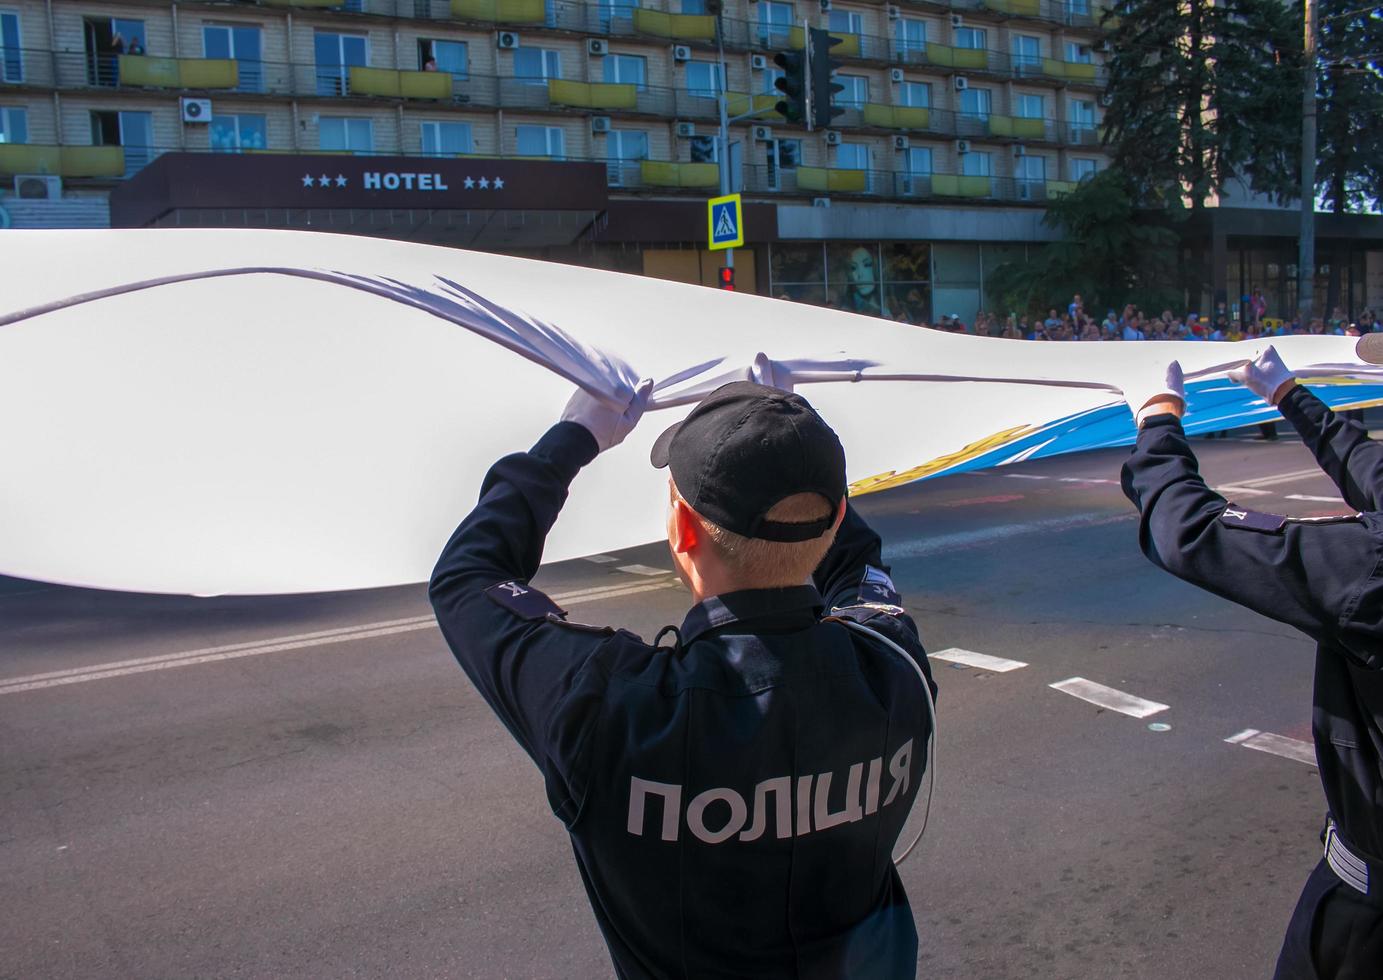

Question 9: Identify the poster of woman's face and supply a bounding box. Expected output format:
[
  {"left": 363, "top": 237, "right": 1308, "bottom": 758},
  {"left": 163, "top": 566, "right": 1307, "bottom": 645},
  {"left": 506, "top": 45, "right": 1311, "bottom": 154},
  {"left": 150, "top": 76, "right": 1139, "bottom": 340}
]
[{"left": 829, "top": 244, "right": 886, "bottom": 316}]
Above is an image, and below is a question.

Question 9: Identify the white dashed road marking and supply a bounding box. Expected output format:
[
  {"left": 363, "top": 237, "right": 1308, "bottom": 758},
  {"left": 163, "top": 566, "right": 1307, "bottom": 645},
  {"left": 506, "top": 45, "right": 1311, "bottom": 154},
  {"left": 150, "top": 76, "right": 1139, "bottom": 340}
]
[
  {"left": 1284, "top": 494, "right": 1344, "bottom": 503},
  {"left": 1234, "top": 467, "right": 1328, "bottom": 489},
  {"left": 583, "top": 554, "right": 618, "bottom": 564},
  {"left": 617, "top": 564, "right": 670, "bottom": 577},
  {"left": 1050, "top": 677, "right": 1170, "bottom": 718},
  {"left": 1224, "top": 729, "right": 1317, "bottom": 767},
  {"left": 0, "top": 578, "right": 678, "bottom": 696},
  {"left": 1003, "top": 474, "right": 1049, "bottom": 480},
  {"left": 929, "top": 649, "right": 1029, "bottom": 673},
  {"left": 1214, "top": 486, "right": 1274, "bottom": 497}
]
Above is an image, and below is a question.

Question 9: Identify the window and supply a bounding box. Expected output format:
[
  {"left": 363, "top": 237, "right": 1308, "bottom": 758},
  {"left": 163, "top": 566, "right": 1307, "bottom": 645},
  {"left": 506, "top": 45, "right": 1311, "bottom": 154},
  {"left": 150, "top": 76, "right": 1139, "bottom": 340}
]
[
  {"left": 516, "top": 124, "right": 564, "bottom": 158},
  {"left": 0, "top": 105, "right": 27, "bottom": 143},
  {"left": 514, "top": 47, "right": 560, "bottom": 84},
  {"left": 897, "top": 18, "right": 926, "bottom": 55},
  {"left": 1065, "top": 41, "right": 1092, "bottom": 63},
  {"left": 762, "top": 67, "right": 784, "bottom": 96},
  {"left": 204, "top": 24, "right": 262, "bottom": 93},
  {"left": 319, "top": 116, "right": 373, "bottom": 152},
  {"left": 315, "top": 32, "right": 369, "bottom": 96},
  {"left": 209, "top": 113, "right": 266, "bottom": 152},
  {"left": 905, "top": 146, "right": 932, "bottom": 174},
  {"left": 900, "top": 81, "right": 930, "bottom": 108},
  {"left": 1, "top": 10, "right": 22, "bottom": 83},
  {"left": 690, "top": 134, "right": 717, "bottom": 162},
  {"left": 1016, "top": 93, "right": 1044, "bottom": 119},
  {"left": 421, "top": 120, "right": 473, "bottom": 155},
  {"left": 837, "top": 74, "right": 868, "bottom": 109},
  {"left": 90, "top": 109, "right": 154, "bottom": 175},
  {"left": 419, "top": 39, "right": 468, "bottom": 79},
  {"left": 686, "top": 60, "right": 723, "bottom": 98},
  {"left": 1069, "top": 0, "right": 1091, "bottom": 13},
  {"left": 828, "top": 10, "right": 862, "bottom": 35},
  {"left": 1011, "top": 34, "right": 1040, "bottom": 71},
  {"left": 961, "top": 150, "right": 991, "bottom": 176},
  {"left": 681, "top": 0, "right": 707, "bottom": 11},
  {"left": 599, "top": 0, "right": 640, "bottom": 32},
  {"left": 959, "top": 87, "right": 991, "bottom": 120},
  {"left": 603, "top": 53, "right": 647, "bottom": 90},
  {"left": 954, "top": 27, "right": 986, "bottom": 50},
  {"left": 606, "top": 129, "right": 647, "bottom": 185},
  {"left": 84, "top": 17, "right": 146, "bottom": 86},
  {"left": 1070, "top": 157, "right": 1097, "bottom": 181},
  {"left": 758, "top": 1, "right": 793, "bottom": 46},
  {"left": 775, "top": 139, "right": 800, "bottom": 168},
  {"left": 1068, "top": 98, "right": 1095, "bottom": 141},
  {"left": 837, "top": 142, "right": 869, "bottom": 170},
  {"left": 1016, "top": 154, "right": 1045, "bottom": 183}
]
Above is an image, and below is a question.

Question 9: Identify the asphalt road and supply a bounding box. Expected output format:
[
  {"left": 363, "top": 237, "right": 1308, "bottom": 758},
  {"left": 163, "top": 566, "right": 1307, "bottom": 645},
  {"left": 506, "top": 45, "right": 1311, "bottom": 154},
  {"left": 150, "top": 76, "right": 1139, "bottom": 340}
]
[{"left": 0, "top": 422, "right": 1366, "bottom": 980}]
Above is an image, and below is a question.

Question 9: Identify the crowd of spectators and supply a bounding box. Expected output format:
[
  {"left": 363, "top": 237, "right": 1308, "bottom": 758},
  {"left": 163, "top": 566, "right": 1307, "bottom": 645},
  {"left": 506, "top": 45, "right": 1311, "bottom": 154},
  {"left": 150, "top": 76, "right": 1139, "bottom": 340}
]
[{"left": 923, "top": 290, "right": 1381, "bottom": 341}]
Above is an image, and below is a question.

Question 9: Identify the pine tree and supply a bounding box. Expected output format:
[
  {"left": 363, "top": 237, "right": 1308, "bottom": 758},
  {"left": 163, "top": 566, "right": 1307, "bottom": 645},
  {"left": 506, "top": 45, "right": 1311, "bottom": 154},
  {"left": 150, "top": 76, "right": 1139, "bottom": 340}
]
[
  {"left": 1316, "top": 2, "right": 1383, "bottom": 214},
  {"left": 1101, "top": 0, "right": 1302, "bottom": 213}
]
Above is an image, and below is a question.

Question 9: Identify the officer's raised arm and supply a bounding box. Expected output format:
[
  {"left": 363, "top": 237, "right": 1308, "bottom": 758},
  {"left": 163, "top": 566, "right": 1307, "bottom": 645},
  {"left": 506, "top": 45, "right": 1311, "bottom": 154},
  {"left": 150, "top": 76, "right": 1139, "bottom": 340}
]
[
  {"left": 428, "top": 381, "right": 650, "bottom": 763},
  {"left": 1120, "top": 361, "right": 1383, "bottom": 660},
  {"left": 1232, "top": 345, "right": 1383, "bottom": 513}
]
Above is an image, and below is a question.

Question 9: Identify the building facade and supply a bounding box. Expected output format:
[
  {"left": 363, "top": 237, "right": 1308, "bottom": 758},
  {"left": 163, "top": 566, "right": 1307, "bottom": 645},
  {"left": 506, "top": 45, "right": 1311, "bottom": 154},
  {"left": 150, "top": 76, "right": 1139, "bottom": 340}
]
[{"left": 1, "top": 0, "right": 1119, "bottom": 323}]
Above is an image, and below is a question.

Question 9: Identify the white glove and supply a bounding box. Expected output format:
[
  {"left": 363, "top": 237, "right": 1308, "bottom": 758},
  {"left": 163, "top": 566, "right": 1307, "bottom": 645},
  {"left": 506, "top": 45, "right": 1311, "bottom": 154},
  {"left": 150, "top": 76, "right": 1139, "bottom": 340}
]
[
  {"left": 561, "top": 379, "right": 653, "bottom": 454},
  {"left": 1122, "top": 361, "right": 1185, "bottom": 427},
  {"left": 749, "top": 352, "right": 793, "bottom": 392},
  {"left": 1227, "top": 346, "right": 1296, "bottom": 405}
]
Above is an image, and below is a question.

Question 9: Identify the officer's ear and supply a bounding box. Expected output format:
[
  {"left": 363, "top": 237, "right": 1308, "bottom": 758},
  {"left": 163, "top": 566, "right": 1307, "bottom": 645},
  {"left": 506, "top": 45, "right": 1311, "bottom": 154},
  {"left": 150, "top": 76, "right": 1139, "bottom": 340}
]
[
  {"left": 832, "top": 496, "right": 847, "bottom": 532},
  {"left": 668, "top": 496, "right": 700, "bottom": 555}
]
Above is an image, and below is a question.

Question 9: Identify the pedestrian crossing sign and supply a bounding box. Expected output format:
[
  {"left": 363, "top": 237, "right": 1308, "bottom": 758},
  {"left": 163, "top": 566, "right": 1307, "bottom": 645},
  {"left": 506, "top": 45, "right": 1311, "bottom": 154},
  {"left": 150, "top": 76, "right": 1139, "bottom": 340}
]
[{"left": 707, "top": 194, "right": 744, "bottom": 251}]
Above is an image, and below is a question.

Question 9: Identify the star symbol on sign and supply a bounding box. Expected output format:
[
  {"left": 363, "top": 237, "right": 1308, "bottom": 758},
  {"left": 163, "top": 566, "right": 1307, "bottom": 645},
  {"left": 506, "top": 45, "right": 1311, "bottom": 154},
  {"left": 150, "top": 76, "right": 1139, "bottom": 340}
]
[
  {"left": 463, "top": 176, "right": 475, "bottom": 189},
  {"left": 319, "top": 174, "right": 331, "bottom": 187},
  {"left": 478, "top": 177, "right": 490, "bottom": 189},
  {"left": 335, "top": 174, "right": 348, "bottom": 187},
  {"left": 493, "top": 177, "right": 505, "bottom": 189},
  {"left": 302, "top": 174, "right": 315, "bottom": 187}
]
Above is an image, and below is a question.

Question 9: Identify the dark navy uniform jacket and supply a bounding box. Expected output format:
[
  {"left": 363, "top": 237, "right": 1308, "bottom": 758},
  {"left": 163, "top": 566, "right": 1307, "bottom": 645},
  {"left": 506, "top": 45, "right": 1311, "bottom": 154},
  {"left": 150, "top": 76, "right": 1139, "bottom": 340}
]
[
  {"left": 1121, "top": 386, "right": 1383, "bottom": 861},
  {"left": 430, "top": 421, "right": 937, "bottom": 979}
]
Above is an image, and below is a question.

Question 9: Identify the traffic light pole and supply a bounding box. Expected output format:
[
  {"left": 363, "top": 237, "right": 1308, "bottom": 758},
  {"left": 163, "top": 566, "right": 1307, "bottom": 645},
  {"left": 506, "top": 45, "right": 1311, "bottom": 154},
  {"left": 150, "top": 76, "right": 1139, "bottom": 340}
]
[
  {"left": 715, "top": 12, "right": 733, "bottom": 278},
  {"left": 1297, "top": 0, "right": 1317, "bottom": 320}
]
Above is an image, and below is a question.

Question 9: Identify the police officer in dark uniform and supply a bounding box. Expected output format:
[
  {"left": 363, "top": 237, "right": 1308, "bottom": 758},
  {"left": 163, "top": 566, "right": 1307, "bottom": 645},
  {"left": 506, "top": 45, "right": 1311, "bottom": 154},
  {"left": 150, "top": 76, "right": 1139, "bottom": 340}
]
[
  {"left": 429, "top": 376, "right": 937, "bottom": 979},
  {"left": 1120, "top": 345, "right": 1383, "bottom": 979}
]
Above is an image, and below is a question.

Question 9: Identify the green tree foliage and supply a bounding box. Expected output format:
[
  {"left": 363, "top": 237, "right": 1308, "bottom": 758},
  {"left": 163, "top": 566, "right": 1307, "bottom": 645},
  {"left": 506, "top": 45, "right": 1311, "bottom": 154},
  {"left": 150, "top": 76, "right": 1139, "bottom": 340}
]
[
  {"left": 986, "top": 170, "right": 1180, "bottom": 317},
  {"left": 1101, "top": 0, "right": 1302, "bottom": 212},
  {"left": 1317, "top": 2, "right": 1383, "bottom": 213}
]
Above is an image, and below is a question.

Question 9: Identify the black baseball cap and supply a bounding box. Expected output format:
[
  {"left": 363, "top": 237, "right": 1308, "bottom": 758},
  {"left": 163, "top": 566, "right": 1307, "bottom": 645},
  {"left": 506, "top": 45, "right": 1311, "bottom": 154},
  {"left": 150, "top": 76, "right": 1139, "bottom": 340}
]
[{"left": 649, "top": 381, "right": 846, "bottom": 542}]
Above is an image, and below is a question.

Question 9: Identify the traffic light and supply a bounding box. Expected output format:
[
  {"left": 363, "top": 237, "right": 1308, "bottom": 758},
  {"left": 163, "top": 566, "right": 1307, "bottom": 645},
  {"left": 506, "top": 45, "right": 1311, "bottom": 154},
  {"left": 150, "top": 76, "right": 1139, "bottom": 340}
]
[
  {"left": 719, "top": 267, "right": 735, "bottom": 291},
  {"left": 773, "top": 49, "right": 808, "bottom": 125},
  {"left": 808, "top": 27, "right": 844, "bottom": 130}
]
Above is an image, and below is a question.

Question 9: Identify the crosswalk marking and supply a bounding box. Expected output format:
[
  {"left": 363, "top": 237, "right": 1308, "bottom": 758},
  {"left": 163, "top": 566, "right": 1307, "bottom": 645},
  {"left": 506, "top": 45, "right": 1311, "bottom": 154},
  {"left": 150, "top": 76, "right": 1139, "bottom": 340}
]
[
  {"left": 1050, "top": 677, "right": 1169, "bottom": 718},
  {"left": 1224, "top": 729, "right": 1316, "bottom": 767},
  {"left": 928, "top": 648, "right": 1029, "bottom": 673}
]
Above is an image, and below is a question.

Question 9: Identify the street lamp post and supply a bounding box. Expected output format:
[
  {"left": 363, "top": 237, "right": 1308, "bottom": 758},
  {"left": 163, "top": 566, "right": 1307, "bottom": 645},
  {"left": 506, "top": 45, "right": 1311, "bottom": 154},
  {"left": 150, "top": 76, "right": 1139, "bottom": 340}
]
[{"left": 1298, "top": 0, "right": 1317, "bottom": 321}]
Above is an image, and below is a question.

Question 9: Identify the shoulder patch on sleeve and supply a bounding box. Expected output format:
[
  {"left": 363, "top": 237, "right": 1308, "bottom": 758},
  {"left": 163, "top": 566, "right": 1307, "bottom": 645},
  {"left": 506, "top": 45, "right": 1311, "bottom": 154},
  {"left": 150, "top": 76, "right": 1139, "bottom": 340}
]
[
  {"left": 829, "top": 601, "right": 909, "bottom": 624},
  {"left": 857, "top": 565, "right": 903, "bottom": 605},
  {"left": 485, "top": 580, "right": 566, "bottom": 620},
  {"left": 1219, "top": 506, "right": 1286, "bottom": 534}
]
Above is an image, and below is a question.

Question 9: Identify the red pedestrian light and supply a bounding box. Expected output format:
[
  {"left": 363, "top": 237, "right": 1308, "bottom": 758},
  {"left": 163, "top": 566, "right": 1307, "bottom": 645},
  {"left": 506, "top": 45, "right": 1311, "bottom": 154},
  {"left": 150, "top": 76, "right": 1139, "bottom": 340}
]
[{"left": 719, "top": 267, "right": 735, "bottom": 291}]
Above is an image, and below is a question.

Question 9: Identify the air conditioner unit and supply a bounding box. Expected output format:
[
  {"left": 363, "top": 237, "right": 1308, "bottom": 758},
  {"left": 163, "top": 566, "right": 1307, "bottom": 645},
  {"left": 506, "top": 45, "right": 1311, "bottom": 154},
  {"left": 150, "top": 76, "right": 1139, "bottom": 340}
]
[
  {"left": 751, "top": 53, "right": 768, "bottom": 70},
  {"left": 14, "top": 174, "right": 61, "bottom": 199},
  {"left": 955, "top": 138, "right": 970, "bottom": 154},
  {"left": 180, "top": 97, "right": 212, "bottom": 124},
  {"left": 1013, "top": 143, "right": 1026, "bottom": 156},
  {"left": 812, "top": 197, "right": 831, "bottom": 207},
  {"left": 588, "top": 38, "right": 609, "bottom": 56},
  {"left": 676, "top": 121, "right": 696, "bottom": 138},
  {"left": 672, "top": 44, "right": 691, "bottom": 62},
  {"left": 497, "top": 31, "right": 520, "bottom": 49},
  {"left": 893, "top": 135, "right": 909, "bottom": 150},
  {"left": 824, "top": 129, "right": 841, "bottom": 146},
  {"left": 819, "top": 0, "right": 832, "bottom": 10},
  {"left": 753, "top": 125, "right": 774, "bottom": 141},
  {"left": 950, "top": 14, "right": 964, "bottom": 28},
  {"left": 954, "top": 76, "right": 968, "bottom": 91},
  {"left": 889, "top": 67, "right": 904, "bottom": 83},
  {"left": 887, "top": 5, "right": 901, "bottom": 19},
  {"left": 591, "top": 115, "right": 611, "bottom": 133}
]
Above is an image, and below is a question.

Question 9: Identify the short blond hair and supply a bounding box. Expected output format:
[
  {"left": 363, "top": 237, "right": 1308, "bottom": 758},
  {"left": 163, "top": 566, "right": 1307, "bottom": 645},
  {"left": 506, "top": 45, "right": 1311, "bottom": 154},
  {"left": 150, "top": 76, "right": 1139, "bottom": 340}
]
[{"left": 673, "top": 481, "right": 839, "bottom": 588}]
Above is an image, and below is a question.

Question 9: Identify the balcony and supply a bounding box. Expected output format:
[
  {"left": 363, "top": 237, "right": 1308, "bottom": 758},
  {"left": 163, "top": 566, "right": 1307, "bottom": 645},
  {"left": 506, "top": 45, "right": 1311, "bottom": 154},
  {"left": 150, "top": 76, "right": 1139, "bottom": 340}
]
[
  {"left": 0, "top": 143, "right": 125, "bottom": 177},
  {"left": 631, "top": 9, "right": 716, "bottom": 42},
  {"left": 638, "top": 160, "right": 718, "bottom": 188},
  {"left": 924, "top": 43, "right": 991, "bottom": 72},
  {"left": 987, "top": 114, "right": 1051, "bottom": 140},
  {"left": 1041, "top": 57, "right": 1101, "bottom": 84},
  {"left": 547, "top": 79, "right": 638, "bottom": 110},
  {"left": 981, "top": 0, "right": 1043, "bottom": 14},
  {"left": 347, "top": 66, "right": 451, "bottom": 99},
  {"left": 450, "top": 0, "right": 547, "bottom": 23},
  {"left": 115, "top": 55, "right": 239, "bottom": 89}
]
